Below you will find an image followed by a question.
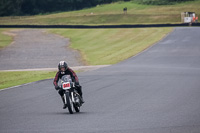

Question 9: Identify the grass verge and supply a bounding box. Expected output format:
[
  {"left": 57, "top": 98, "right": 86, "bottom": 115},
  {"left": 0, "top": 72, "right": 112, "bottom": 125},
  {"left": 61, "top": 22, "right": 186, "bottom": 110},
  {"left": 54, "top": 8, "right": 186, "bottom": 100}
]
[
  {"left": 0, "top": 71, "right": 57, "bottom": 90},
  {"left": 0, "top": 0, "right": 199, "bottom": 25},
  {"left": 49, "top": 28, "right": 172, "bottom": 65},
  {"left": 0, "top": 28, "right": 172, "bottom": 90},
  {"left": 0, "top": 29, "right": 13, "bottom": 49}
]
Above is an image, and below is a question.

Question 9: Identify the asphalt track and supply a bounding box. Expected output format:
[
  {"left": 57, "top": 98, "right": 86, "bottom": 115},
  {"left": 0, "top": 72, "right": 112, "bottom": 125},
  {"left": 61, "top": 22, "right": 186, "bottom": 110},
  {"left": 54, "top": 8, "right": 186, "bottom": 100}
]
[
  {"left": 0, "top": 29, "right": 83, "bottom": 70},
  {"left": 0, "top": 27, "right": 200, "bottom": 133}
]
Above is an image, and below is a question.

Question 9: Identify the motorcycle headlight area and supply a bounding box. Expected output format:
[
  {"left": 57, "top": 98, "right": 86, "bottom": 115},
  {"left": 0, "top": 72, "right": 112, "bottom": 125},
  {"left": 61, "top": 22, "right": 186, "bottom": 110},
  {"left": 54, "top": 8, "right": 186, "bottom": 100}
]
[{"left": 62, "top": 82, "right": 71, "bottom": 90}]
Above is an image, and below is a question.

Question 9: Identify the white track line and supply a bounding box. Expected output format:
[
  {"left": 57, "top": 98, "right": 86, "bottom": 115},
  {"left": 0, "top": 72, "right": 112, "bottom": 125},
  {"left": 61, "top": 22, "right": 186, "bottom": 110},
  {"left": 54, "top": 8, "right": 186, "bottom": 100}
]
[
  {"left": 0, "top": 65, "right": 110, "bottom": 72},
  {"left": 0, "top": 65, "right": 110, "bottom": 92},
  {"left": 0, "top": 82, "right": 33, "bottom": 92}
]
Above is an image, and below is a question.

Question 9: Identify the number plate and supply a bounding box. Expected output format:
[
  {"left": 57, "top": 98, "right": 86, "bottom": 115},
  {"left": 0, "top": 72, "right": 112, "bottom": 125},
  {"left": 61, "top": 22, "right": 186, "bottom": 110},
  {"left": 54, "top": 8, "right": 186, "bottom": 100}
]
[{"left": 62, "top": 82, "right": 71, "bottom": 90}]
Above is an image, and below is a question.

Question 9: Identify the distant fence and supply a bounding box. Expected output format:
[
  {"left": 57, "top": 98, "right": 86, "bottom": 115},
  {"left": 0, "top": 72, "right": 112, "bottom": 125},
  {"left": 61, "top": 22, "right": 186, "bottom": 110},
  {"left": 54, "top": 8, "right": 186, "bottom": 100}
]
[{"left": 0, "top": 23, "right": 200, "bottom": 28}]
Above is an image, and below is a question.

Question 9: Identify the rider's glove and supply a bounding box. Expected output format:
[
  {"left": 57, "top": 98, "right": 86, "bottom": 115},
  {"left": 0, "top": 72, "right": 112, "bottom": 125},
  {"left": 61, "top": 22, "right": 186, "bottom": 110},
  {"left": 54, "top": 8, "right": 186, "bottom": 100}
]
[{"left": 55, "top": 85, "right": 60, "bottom": 90}]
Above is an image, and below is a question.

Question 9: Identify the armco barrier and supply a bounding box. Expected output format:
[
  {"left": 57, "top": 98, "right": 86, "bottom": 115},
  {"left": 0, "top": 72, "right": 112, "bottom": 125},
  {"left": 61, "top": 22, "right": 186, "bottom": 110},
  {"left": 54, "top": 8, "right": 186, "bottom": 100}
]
[{"left": 0, "top": 23, "right": 199, "bottom": 28}]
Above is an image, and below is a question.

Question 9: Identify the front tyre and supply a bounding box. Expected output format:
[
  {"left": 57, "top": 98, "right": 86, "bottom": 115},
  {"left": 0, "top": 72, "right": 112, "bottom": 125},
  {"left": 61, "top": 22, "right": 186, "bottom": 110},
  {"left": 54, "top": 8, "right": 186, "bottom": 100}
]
[{"left": 66, "top": 92, "right": 74, "bottom": 114}]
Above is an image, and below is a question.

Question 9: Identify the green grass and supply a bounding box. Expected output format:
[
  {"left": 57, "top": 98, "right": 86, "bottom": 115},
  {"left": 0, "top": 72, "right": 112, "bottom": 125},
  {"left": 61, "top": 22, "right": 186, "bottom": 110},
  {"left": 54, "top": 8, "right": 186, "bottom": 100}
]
[
  {"left": 0, "top": 29, "right": 13, "bottom": 49},
  {"left": 49, "top": 28, "right": 172, "bottom": 65},
  {"left": 0, "top": 28, "right": 173, "bottom": 90},
  {"left": 0, "top": 71, "right": 57, "bottom": 89},
  {"left": 0, "top": 0, "right": 199, "bottom": 25}
]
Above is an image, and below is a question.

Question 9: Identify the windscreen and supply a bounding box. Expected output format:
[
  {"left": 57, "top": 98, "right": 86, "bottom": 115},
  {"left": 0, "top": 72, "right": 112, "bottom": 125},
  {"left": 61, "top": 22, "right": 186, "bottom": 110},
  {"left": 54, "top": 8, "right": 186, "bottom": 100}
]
[{"left": 61, "top": 75, "right": 72, "bottom": 82}]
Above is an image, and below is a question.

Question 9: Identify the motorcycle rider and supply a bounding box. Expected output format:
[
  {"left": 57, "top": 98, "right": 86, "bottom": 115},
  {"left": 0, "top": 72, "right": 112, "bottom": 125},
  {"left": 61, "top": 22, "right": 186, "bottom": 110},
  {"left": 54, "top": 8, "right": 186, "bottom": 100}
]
[{"left": 53, "top": 61, "right": 84, "bottom": 109}]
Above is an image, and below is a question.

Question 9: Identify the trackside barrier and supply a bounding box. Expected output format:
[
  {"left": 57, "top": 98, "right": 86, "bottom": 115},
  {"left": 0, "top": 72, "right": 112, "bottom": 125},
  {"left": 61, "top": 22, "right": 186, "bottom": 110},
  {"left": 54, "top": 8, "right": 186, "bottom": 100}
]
[{"left": 0, "top": 23, "right": 200, "bottom": 29}]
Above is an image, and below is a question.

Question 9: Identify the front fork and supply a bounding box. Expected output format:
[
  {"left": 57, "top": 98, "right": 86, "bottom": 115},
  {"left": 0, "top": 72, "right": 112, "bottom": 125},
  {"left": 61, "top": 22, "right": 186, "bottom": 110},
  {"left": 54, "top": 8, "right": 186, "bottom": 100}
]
[
  {"left": 63, "top": 93, "right": 67, "bottom": 105},
  {"left": 63, "top": 91, "right": 74, "bottom": 105}
]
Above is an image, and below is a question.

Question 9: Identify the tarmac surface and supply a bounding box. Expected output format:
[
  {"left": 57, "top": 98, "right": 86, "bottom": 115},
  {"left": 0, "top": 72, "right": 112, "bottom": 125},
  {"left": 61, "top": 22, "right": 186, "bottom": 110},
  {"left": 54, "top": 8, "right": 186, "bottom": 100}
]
[
  {"left": 0, "top": 29, "right": 83, "bottom": 70},
  {"left": 0, "top": 27, "right": 200, "bottom": 133}
]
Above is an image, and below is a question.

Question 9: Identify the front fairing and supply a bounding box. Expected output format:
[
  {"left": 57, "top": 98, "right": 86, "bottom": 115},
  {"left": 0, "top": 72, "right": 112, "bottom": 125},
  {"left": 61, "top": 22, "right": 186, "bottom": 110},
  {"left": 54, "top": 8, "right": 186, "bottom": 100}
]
[{"left": 60, "top": 75, "right": 73, "bottom": 90}]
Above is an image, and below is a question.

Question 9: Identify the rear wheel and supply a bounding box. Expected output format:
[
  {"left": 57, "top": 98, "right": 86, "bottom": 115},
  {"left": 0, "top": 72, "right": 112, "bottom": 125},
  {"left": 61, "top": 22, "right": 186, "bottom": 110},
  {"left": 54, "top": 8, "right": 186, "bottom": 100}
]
[
  {"left": 74, "top": 94, "right": 81, "bottom": 112},
  {"left": 66, "top": 92, "right": 74, "bottom": 114}
]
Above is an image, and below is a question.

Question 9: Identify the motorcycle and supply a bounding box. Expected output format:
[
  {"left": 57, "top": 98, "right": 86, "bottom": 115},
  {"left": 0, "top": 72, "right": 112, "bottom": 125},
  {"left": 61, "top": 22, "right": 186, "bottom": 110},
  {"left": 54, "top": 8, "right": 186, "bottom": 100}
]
[{"left": 60, "top": 75, "right": 82, "bottom": 114}]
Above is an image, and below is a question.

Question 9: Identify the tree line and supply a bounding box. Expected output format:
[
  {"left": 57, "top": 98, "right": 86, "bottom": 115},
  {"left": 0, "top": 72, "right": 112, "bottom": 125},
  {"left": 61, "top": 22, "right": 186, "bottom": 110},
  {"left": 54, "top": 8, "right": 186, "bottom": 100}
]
[
  {"left": 0, "top": 0, "right": 194, "bottom": 16},
  {"left": 0, "top": 0, "right": 124, "bottom": 16}
]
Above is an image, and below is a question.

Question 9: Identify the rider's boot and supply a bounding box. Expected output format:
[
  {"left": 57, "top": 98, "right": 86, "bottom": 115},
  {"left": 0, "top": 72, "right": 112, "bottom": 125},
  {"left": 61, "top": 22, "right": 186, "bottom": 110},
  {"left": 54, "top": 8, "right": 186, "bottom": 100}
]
[
  {"left": 61, "top": 96, "right": 67, "bottom": 109},
  {"left": 76, "top": 86, "right": 84, "bottom": 104},
  {"left": 80, "top": 95, "right": 85, "bottom": 104}
]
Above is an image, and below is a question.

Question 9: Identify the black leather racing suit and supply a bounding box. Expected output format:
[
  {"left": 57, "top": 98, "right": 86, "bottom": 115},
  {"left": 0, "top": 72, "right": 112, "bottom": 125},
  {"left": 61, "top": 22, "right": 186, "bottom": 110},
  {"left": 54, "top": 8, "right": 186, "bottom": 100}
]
[{"left": 53, "top": 67, "right": 83, "bottom": 97}]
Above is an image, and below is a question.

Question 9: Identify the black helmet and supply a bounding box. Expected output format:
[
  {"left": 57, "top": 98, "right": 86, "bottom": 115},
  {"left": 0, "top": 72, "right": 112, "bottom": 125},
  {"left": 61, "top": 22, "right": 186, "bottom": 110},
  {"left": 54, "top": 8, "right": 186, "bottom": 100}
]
[{"left": 58, "top": 61, "right": 68, "bottom": 72}]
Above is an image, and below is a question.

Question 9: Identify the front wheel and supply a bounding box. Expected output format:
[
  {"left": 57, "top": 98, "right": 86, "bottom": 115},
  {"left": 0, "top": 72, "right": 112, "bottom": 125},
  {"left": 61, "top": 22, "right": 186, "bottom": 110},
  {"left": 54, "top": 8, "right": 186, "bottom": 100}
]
[{"left": 65, "top": 92, "right": 74, "bottom": 114}]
